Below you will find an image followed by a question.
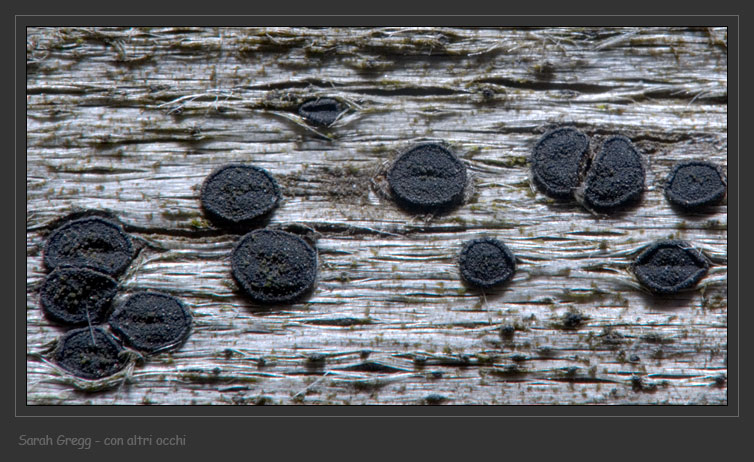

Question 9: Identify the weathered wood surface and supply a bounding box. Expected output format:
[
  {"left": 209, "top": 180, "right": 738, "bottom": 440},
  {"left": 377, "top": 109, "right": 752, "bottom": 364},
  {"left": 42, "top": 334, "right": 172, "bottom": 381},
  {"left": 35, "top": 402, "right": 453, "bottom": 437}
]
[{"left": 26, "top": 27, "right": 728, "bottom": 405}]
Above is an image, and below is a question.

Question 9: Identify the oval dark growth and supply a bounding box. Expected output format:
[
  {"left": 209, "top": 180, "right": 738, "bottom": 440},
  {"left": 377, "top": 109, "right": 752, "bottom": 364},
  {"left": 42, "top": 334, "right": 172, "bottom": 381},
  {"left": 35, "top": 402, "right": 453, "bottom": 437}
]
[
  {"left": 109, "top": 292, "right": 193, "bottom": 353},
  {"left": 52, "top": 327, "right": 126, "bottom": 380},
  {"left": 459, "top": 238, "right": 516, "bottom": 289},
  {"left": 298, "top": 97, "right": 345, "bottom": 127},
  {"left": 387, "top": 143, "right": 467, "bottom": 213},
  {"left": 632, "top": 240, "right": 709, "bottom": 294},
  {"left": 40, "top": 266, "right": 118, "bottom": 326},
  {"left": 530, "top": 127, "right": 590, "bottom": 199},
  {"left": 200, "top": 164, "right": 282, "bottom": 227},
  {"left": 43, "top": 217, "right": 134, "bottom": 276},
  {"left": 582, "top": 136, "right": 645, "bottom": 212},
  {"left": 664, "top": 161, "right": 726, "bottom": 210},
  {"left": 231, "top": 229, "right": 318, "bottom": 305}
]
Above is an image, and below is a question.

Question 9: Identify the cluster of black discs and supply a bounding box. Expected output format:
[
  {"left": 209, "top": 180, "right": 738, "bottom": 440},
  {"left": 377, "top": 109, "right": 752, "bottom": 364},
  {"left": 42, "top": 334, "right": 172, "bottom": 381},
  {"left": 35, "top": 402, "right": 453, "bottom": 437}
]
[
  {"left": 41, "top": 215, "right": 192, "bottom": 380},
  {"left": 40, "top": 97, "right": 726, "bottom": 381},
  {"left": 530, "top": 126, "right": 725, "bottom": 294}
]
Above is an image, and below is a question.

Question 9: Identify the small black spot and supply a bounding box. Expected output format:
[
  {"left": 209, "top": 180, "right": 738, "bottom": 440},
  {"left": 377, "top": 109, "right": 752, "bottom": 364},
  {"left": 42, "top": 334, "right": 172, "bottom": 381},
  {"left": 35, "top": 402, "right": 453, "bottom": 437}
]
[
  {"left": 387, "top": 143, "right": 467, "bottom": 213},
  {"left": 664, "top": 161, "right": 726, "bottom": 210},
  {"left": 423, "top": 394, "right": 448, "bottom": 405},
  {"left": 459, "top": 238, "right": 516, "bottom": 289},
  {"left": 200, "top": 164, "right": 281, "bottom": 228},
  {"left": 500, "top": 324, "right": 516, "bottom": 339},
  {"left": 53, "top": 327, "right": 126, "bottom": 380},
  {"left": 298, "top": 97, "right": 345, "bottom": 127},
  {"left": 40, "top": 266, "right": 118, "bottom": 326},
  {"left": 337, "top": 362, "right": 408, "bottom": 374},
  {"left": 632, "top": 240, "right": 709, "bottom": 295},
  {"left": 629, "top": 354, "right": 641, "bottom": 363},
  {"left": 231, "top": 230, "right": 318, "bottom": 305},
  {"left": 307, "top": 353, "right": 327, "bottom": 364},
  {"left": 531, "top": 127, "right": 590, "bottom": 199},
  {"left": 109, "top": 292, "right": 192, "bottom": 353},
  {"left": 44, "top": 217, "right": 133, "bottom": 276},
  {"left": 582, "top": 136, "right": 645, "bottom": 213},
  {"left": 562, "top": 311, "right": 584, "bottom": 329}
]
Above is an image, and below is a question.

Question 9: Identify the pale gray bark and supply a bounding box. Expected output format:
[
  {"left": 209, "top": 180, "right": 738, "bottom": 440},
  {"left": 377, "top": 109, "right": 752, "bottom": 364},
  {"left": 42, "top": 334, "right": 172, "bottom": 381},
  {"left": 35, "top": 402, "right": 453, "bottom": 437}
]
[{"left": 26, "top": 27, "right": 727, "bottom": 405}]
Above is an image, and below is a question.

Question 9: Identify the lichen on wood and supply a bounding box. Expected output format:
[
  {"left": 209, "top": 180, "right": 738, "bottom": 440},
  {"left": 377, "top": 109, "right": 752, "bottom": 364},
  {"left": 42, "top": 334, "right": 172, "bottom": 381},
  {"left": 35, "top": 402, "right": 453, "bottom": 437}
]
[{"left": 26, "top": 26, "right": 727, "bottom": 405}]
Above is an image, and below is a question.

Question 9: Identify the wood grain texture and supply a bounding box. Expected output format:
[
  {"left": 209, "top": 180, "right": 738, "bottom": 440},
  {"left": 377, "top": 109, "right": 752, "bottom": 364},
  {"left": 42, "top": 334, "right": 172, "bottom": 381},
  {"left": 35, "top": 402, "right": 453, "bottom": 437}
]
[{"left": 26, "top": 26, "right": 728, "bottom": 405}]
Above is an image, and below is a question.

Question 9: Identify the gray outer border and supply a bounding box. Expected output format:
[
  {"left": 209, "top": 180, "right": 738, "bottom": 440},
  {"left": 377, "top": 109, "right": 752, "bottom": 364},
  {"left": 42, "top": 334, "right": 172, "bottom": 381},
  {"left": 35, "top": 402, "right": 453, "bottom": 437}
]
[{"left": 10, "top": 9, "right": 740, "bottom": 457}]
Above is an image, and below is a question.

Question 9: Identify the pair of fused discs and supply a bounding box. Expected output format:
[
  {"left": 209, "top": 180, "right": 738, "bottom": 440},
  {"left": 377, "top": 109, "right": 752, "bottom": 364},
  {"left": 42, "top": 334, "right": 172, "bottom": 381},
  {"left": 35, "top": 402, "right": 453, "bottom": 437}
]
[
  {"left": 532, "top": 127, "right": 727, "bottom": 212},
  {"left": 42, "top": 216, "right": 192, "bottom": 379},
  {"left": 42, "top": 216, "right": 134, "bottom": 327},
  {"left": 50, "top": 293, "right": 192, "bottom": 380},
  {"left": 199, "top": 164, "right": 317, "bottom": 305},
  {"left": 531, "top": 127, "right": 645, "bottom": 212}
]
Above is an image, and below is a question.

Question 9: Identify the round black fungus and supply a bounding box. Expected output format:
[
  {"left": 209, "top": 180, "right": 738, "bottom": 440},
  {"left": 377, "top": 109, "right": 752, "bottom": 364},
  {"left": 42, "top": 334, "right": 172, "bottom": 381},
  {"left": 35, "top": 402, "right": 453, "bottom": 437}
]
[
  {"left": 43, "top": 217, "right": 134, "bottom": 276},
  {"left": 40, "top": 266, "right": 118, "bottom": 326},
  {"left": 200, "top": 164, "right": 281, "bottom": 227},
  {"left": 459, "top": 238, "right": 516, "bottom": 289},
  {"left": 53, "top": 327, "right": 126, "bottom": 380},
  {"left": 387, "top": 143, "right": 467, "bottom": 213},
  {"left": 109, "top": 292, "right": 193, "bottom": 353},
  {"left": 231, "top": 229, "right": 318, "bottom": 305},
  {"left": 582, "top": 136, "right": 645, "bottom": 212},
  {"left": 531, "top": 127, "right": 590, "bottom": 199},
  {"left": 664, "top": 161, "right": 726, "bottom": 210},
  {"left": 298, "top": 97, "right": 345, "bottom": 127},
  {"left": 632, "top": 240, "right": 709, "bottom": 294}
]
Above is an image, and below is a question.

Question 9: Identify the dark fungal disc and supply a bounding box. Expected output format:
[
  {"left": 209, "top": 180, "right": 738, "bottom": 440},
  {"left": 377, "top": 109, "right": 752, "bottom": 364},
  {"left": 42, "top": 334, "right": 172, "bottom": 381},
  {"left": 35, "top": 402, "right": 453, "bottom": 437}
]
[
  {"left": 109, "top": 292, "right": 192, "bottom": 353},
  {"left": 298, "top": 97, "right": 345, "bottom": 127},
  {"left": 664, "top": 161, "right": 726, "bottom": 210},
  {"left": 632, "top": 240, "right": 709, "bottom": 295},
  {"left": 582, "top": 136, "right": 645, "bottom": 213},
  {"left": 43, "top": 216, "right": 134, "bottom": 276},
  {"left": 387, "top": 143, "right": 467, "bottom": 213},
  {"left": 52, "top": 327, "right": 126, "bottom": 380},
  {"left": 530, "top": 127, "right": 590, "bottom": 199},
  {"left": 231, "top": 229, "right": 317, "bottom": 305},
  {"left": 200, "top": 164, "right": 281, "bottom": 228},
  {"left": 40, "top": 266, "right": 118, "bottom": 326},
  {"left": 459, "top": 238, "right": 516, "bottom": 289}
]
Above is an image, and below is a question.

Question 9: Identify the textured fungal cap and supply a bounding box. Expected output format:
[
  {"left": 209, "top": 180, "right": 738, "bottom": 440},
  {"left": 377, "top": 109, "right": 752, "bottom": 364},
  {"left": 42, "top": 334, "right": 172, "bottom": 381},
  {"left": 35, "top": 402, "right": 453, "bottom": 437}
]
[
  {"left": 109, "top": 292, "right": 193, "bottom": 353},
  {"left": 531, "top": 127, "right": 590, "bottom": 199},
  {"left": 298, "top": 97, "right": 345, "bottom": 127},
  {"left": 664, "top": 161, "right": 726, "bottom": 210},
  {"left": 582, "top": 136, "right": 645, "bottom": 212},
  {"left": 40, "top": 266, "right": 118, "bottom": 326},
  {"left": 200, "top": 164, "right": 281, "bottom": 227},
  {"left": 633, "top": 240, "right": 709, "bottom": 294},
  {"left": 459, "top": 238, "right": 516, "bottom": 289},
  {"left": 43, "top": 217, "right": 134, "bottom": 276},
  {"left": 231, "top": 229, "right": 318, "bottom": 305},
  {"left": 53, "top": 327, "right": 126, "bottom": 380},
  {"left": 387, "top": 143, "right": 467, "bottom": 213}
]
